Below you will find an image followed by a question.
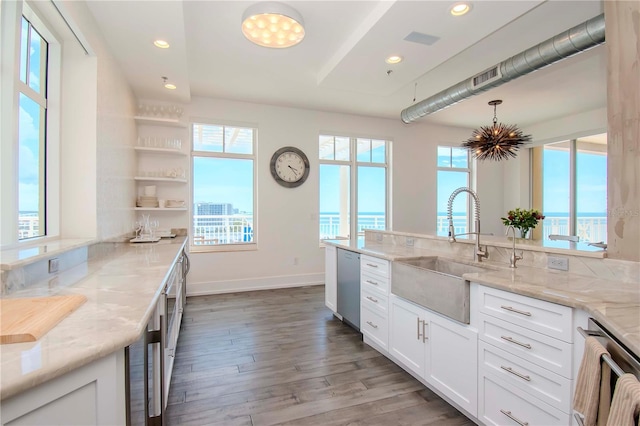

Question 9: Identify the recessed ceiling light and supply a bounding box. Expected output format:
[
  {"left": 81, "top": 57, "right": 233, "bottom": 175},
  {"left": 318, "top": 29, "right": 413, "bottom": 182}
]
[
  {"left": 153, "top": 39, "right": 170, "bottom": 49},
  {"left": 385, "top": 55, "right": 403, "bottom": 64},
  {"left": 161, "top": 76, "right": 176, "bottom": 90},
  {"left": 450, "top": 2, "right": 471, "bottom": 16}
]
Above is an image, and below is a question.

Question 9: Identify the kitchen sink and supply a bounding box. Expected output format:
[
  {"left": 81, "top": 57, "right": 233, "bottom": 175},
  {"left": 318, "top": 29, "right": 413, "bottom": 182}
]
[{"left": 391, "top": 256, "right": 492, "bottom": 324}]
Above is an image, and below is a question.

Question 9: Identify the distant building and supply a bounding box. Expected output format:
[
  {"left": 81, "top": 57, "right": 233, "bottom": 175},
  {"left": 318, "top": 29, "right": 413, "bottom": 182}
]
[{"left": 195, "top": 202, "right": 234, "bottom": 216}]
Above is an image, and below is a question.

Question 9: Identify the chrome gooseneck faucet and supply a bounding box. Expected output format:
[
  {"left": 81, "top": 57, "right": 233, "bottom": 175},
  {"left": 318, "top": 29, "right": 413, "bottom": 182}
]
[
  {"left": 447, "top": 187, "right": 488, "bottom": 262},
  {"left": 505, "top": 225, "right": 523, "bottom": 268}
]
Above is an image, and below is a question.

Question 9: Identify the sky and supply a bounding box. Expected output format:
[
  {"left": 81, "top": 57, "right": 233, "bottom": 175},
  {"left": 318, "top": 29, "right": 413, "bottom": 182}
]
[{"left": 18, "top": 19, "right": 45, "bottom": 213}]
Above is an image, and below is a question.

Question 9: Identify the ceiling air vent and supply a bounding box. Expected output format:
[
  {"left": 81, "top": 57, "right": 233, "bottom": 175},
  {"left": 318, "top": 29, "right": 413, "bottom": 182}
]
[{"left": 472, "top": 66, "right": 501, "bottom": 89}]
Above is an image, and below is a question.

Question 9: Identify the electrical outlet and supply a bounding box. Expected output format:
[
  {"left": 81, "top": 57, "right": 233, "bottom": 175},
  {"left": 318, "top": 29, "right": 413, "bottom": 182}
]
[
  {"left": 48, "top": 258, "right": 59, "bottom": 273},
  {"left": 406, "top": 237, "right": 415, "bottom": 247},
  {"left": 548, "top": 256, "right": 569, "bottom": 271}
]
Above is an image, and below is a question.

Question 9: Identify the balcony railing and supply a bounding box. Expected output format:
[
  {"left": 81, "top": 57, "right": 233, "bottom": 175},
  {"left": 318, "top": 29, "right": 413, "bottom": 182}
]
[
  {"left": 320, "top": 213, "right": 387, "bottom": 240},
  {"left": 192, "top": 214, "right": 253, "bottom": 245},
  {"left": 542, "top": 215, "right": 607, "bottom": 243}
]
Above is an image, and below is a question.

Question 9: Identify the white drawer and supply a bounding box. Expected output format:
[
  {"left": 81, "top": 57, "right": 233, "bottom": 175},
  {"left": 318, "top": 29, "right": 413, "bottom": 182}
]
[
  {"left": 361, "top": 287, "right": 388, "bottom": 316},
  {"left": 479, "top": 314, "right": 573, "bottom": 378},
  {"left": 480, "top": 373, "right": 570, "bottom": 426},
  {"left": 361, "top": 255, "right": 389, "bottom": 278},
  {"left": 361, "top": 306, "right": 388, "bottom": 350},
  {"left": 479, "top": 341, "right": 573, "bottom": 413},
  {"left": 361, "top": 270, "right": 389, "bottom": 295},
  {"left": 478, "top": 285, "right": 573, "bottom": 343}
]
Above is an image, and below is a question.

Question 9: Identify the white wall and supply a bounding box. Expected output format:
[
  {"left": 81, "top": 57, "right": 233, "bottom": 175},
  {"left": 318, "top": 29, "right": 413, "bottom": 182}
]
[
  {"left": 30, "top": 1, "right": 137, "bottom": 241},
  {"left": 185, "top": 96, "right": 506, "bottom": 294}
]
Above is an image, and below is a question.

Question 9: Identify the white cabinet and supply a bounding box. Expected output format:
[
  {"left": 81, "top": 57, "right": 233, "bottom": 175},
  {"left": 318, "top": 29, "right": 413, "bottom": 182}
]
[
  {"left": 476, "top": 284, "right": 575, "bottom": 425},
  {"left": 324, "top": 245, "right": 337, "bottom": 312},
  {"left": 426, "top": 313, "right": 478, "bottom": 415},
  {"left": 390, "top": 295, "right": 426, "bottom": 376},
  {"left": 1, "top": 351, "right": 126, "bottom": 425},
  {"left": 360, "top": 255, "right": 390, "bottom": 351},
  {"left": 389, "top": 294, "right": 478, "bottom": 416}
]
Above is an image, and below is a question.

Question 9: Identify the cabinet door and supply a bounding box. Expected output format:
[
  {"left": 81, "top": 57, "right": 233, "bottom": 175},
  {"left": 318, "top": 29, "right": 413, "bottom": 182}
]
[
  {"left": 425, "top": 313, "right": 478, "bottom": 416},
  {"left": 324, "top": 245, "right": 337, "bottom": 312},
  {"left": 389, "top": 295, "right": 426, "bottom": 377}
]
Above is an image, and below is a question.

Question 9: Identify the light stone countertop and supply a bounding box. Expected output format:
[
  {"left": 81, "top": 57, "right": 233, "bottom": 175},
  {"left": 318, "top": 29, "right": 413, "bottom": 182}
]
[
  {"left": 326, "top": 239, "right": 640, "bottom": 357},
  {"left": 0, "top": 237, "right": 188, "bottom": 400}
]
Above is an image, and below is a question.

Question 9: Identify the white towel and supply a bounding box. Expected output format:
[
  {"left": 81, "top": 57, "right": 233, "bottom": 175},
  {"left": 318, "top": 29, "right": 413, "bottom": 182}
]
[
  {"left": 606, "top": 373, "right": 640, "bottom": 426},
  {"left": 574, "top": 336, "right": 610, "bottom": 426}
]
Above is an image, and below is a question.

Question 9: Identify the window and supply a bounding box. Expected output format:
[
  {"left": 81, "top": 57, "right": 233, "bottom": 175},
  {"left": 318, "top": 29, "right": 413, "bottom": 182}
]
[
  {"left": 191, "top": 123, "right": 256, "bottom": 249},
  {"left": 436, "top": 146, "right": 470, "bottom": 236},
  {"left": 539, "top": 136, "right": 607, "bottom": 243},
  {"left": 18, "top": 16, "right": 49, "bottom": 240},
  {"left": 319, "top": 135, "right": 389, "bottom": 243}
]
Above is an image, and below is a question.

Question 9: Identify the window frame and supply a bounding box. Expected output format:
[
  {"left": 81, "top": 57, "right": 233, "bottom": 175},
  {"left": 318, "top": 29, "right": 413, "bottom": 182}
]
[
  {"left": 319, "top": 134, "right": 391, "bottom": 245},
  {"left": 1, "top": 1, "right": 61, "bottom": 247},
  {"left": 533, "top": 136, "right": 608, "bottom": 243},
  {"left": 189, "top": 120, "right": 258, "bottom": 252},
  {"left": 436, "top": 146, "right": 472, "bottom": 236}
]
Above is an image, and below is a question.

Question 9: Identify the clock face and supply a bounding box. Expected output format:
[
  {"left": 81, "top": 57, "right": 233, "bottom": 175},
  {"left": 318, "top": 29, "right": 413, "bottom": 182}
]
[
  {"left": 275, "top": 152, "right": 304, "bottom": 182},
  {"left": 270, "top": 147, "right": 310, "bottom": 188}
]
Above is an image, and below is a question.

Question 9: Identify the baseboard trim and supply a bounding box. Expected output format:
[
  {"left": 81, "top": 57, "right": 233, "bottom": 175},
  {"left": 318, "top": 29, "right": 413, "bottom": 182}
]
[{"left": 186, "top": 272, "right": 324, "bottom": 296}]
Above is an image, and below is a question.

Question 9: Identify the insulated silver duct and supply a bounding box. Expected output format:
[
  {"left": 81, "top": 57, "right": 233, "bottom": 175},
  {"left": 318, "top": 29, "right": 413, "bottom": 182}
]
[{"left": 401, "top": 13, "right": 605, "bottom": 124}]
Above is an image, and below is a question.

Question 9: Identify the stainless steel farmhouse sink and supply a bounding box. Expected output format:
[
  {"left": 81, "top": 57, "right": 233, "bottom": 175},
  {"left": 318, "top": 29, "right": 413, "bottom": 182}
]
[{"left": 391, "top": 256, "right": 492, "bottom": 324}]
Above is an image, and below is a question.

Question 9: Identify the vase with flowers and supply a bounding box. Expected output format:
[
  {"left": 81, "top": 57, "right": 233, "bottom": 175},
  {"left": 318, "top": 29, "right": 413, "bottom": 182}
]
[{"left": 501, "top": 208, "right": 545, "bottom": 239}]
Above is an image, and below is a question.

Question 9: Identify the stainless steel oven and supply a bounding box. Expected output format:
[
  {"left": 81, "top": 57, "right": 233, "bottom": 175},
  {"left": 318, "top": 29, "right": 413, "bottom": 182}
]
[{"left": 574, "top": 318, "right": 640, "bottom": 426}]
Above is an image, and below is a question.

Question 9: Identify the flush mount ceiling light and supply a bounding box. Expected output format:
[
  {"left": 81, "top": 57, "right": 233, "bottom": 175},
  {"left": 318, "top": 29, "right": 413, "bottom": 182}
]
[
  {"left": 462, "top": 100, "right": 531, "bottom": 161},
  {"left": 385, "top": 55, "right": 403, "bottom": 64},
  {"left": 153, "top": 39, "right": 170, "bottom": 49},
  {"left": 241, "top": 2, "right": 305, "bottom": 48},
  {"left": 162, "top": 76, "right": 176, "bottom": 90},
  {"left": 450, "top": 2, "right": 472, "bottom": 16}
]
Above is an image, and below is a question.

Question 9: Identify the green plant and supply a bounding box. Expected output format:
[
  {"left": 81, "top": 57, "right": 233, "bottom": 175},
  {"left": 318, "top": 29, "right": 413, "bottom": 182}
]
[{"left": 501, "top": 208, "right": 545, "bottom": 235}]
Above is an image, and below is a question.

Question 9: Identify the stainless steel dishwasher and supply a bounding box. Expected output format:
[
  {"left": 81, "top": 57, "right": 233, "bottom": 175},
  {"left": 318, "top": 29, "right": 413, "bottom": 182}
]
[{"left": 337, "top": 248, "right": 361, "bottom": 331}]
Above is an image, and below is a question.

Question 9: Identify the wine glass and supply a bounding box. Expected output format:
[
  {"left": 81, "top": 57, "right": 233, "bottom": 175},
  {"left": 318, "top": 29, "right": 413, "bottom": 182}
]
[
  {"left": 150, "top": 219, "right": 160, "bottom": 238},
  {"left": 132, "top": 221, "right": 142, "bottom": 239}
]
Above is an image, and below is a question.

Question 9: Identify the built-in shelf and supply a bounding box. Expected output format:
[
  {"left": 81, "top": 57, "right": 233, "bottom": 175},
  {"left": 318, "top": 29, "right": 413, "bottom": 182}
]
[
  {"left": 134, "top": 207, "right": 187, "bottom": 211},
  {"left": 134, "top": 116, "right": 187, "bottom": 128},
  {"left": 134, "top": 177, "right": 187, "bottom": 183},
  {"left": 134, "top": 146, "right": 187, "bottom": 156}
]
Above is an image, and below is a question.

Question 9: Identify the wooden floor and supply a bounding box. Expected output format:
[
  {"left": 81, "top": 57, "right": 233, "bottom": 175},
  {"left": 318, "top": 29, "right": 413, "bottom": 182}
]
[{"left": 166, "top": 285, "right": 475, "bottom": 426}]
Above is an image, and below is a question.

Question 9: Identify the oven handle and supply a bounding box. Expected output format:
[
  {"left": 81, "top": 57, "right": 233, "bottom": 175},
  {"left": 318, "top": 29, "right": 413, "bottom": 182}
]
[{"left": 577, "top": 327, "right": 626, "bottom": 377}]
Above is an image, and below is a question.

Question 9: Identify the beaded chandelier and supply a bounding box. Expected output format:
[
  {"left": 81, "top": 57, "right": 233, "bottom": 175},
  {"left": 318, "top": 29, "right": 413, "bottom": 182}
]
[{"left": 462, "top": 100, "right": 531, "bottom": 161}]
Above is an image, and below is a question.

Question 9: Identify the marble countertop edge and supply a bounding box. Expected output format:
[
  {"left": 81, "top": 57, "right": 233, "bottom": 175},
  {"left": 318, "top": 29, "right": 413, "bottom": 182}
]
[{"left": 1, "top": 238, "right": 98, "bottom": 270}]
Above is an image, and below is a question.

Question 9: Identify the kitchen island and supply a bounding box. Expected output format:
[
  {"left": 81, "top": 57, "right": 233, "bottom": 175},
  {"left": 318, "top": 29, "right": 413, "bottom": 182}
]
[
  {"left": 0, "top": 236, "right": 188, "bottom": 424},
  {"left": 325, "top": 230, "right": 639, "bottom": 425}
]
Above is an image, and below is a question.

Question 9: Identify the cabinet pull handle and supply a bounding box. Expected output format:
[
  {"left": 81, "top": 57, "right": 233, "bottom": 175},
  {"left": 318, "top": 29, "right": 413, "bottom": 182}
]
[
  {"left": 500, "top": 365, "right": 531, "bottom": 381},
  {"left": 366, "top": 321, "right": 378, "bottom": 329},
  {"left": 501, "top": 336, "right": 532, "bottom": 349},
  {"left": 366, "top": 296, "right": 379, "bottom": 303},
  {"left": 501, "top": 305, "right": 532, "bottom": 316},
  {"left": 500, "top": 409, "right": 529, "bottom": 426},
  {"left": 417, "top": 317, "right": 422, "bottom": 340},
  {"left": 366, "top": 263, "right": 378, "bottom": 268},
  {"left": 366, "top": 280, "right": 379, "bottom": 286},
  {"left": 422, "top": 319, "right": 427, "bottom": 342}
]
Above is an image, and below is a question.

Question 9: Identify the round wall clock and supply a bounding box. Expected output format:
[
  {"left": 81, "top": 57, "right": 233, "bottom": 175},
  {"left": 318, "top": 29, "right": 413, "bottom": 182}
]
[{"left": 270, "top": 146, "right": 310, "bottom": 188}]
